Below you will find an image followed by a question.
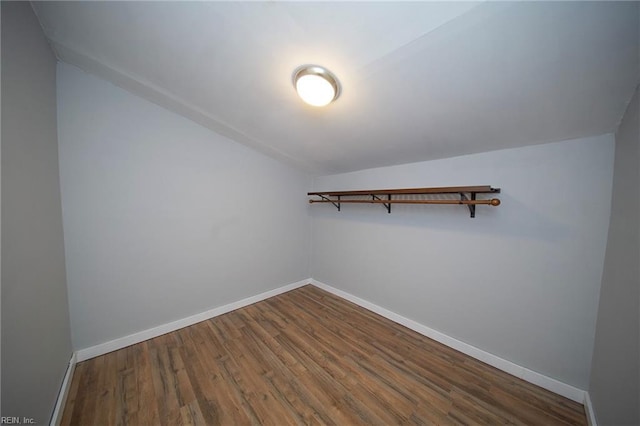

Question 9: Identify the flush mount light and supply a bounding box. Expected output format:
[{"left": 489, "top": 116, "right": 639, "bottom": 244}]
[{"left": 293, "top": 65, "right": 340, "bottom": 107}]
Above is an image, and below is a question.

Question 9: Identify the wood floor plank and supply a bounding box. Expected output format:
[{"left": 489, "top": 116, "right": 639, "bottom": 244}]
[
  {"left": 186, "top": 333, "right": 252, "bottom": 424},
  {"left": 148, "top": 335, "right": 184, "bottom": 426},
  {"left": 133, "top": 341, "right": 161, "bottom": 426},
  {"left": 62, "top": 285, "right": 587, "bottom": 425},
  {"left": 72, "top": 353, "right": 101, "bottom": 426},
  {"left": 59, "top": 359, "right": 86, "bottom": 426},
  {"left": 179, "top": 400, "right": 208, "bottom": 426}
]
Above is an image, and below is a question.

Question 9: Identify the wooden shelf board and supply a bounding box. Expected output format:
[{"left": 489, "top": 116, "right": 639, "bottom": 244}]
[{"left": 308, "top": 185, "right": 500, "bottom": 197}]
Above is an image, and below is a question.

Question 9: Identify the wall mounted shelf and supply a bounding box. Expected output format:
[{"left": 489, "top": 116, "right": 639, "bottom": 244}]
[{"left": 308, "top": 185, "right": 501, "bottom": 218}]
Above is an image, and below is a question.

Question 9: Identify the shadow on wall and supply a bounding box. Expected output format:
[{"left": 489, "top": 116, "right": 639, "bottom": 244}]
[{"left": 308, "top": 192, "right": 574, "bottom": 242}]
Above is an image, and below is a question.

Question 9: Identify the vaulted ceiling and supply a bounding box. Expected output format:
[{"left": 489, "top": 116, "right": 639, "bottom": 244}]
[{"left": 33, "top": 1, "right": 639, "bottom": 174}]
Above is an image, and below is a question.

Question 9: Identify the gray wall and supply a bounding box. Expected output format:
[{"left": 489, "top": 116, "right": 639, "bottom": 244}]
[
  {"left": 311, "top": 135, "right": 614, "bottom": 390},
  {"left": 1, "top": 2, "right": 73, "bottom": 424},
  {"left": 56, "top": 63, "right": 312, "bottom": 351},
  {"left": 589, "top": 87, "right": 640, "bottom": 425}
]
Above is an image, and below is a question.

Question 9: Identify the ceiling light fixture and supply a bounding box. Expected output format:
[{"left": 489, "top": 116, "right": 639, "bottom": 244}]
[{"left": 293, "top": 65, "right": 340, "bottom": 107}]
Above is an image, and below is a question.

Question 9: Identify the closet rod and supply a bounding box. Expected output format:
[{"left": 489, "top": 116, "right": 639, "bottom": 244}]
[{"left": 309, "top": 198, "right": 501, "bottom": 206}]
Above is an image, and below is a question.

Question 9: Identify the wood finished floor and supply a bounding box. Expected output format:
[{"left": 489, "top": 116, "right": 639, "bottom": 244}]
[{"left": 62, "top": 285, "right": 587, "bottom": 425}]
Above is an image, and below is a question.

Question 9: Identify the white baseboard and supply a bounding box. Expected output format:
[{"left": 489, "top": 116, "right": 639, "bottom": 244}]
[
  {"left": 50, "top": 352, "right": 77, "bottom": 426},
  {"left": 76, "top": 279, "right": 309, "bottom": 362},
  {"left": 310, "top": 279, "right": 587, "bottom": 403},
  {"left": 584, "top": 392, "right": 598, "bottom": 426}
]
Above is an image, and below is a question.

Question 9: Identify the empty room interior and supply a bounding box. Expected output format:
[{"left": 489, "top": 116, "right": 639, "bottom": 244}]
[{"left": 2, "top": 1, "right": 639, "bottom": 425}]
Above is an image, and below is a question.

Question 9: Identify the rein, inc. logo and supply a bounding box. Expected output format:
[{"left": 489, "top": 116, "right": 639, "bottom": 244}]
[{"left": 1, "top": 417, "right": 35, "bottom": 424}]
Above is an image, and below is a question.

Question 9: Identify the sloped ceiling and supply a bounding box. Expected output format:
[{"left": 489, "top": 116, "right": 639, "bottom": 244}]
[{"left": 33, "top": 1, "right": 639, "bottom": 174}]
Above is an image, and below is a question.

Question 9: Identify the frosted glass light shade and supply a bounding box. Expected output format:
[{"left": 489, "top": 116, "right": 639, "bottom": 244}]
[
  {"left": 293, "top": 65, "right": 340, "bottom": 107},
  {"left": 296, "top": 74, "right": 335, "bottom": 106}
]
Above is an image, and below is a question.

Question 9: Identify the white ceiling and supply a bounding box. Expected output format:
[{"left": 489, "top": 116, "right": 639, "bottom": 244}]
[{"left": 33, "top": 1, "right": 639, "bottom": 174}]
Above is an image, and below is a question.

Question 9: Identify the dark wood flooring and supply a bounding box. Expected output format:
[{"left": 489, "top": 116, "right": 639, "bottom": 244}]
[{"left": 61, "top": 285, "right": 587, "bottom": 425}]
